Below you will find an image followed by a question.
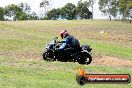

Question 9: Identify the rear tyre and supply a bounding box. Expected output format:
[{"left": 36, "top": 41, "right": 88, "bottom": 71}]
[
  {"left": 85, "top": 53, "right": 92, "bottom": 65},
  {"left": 78, "top": 58, "right": 85, "bottom": 65},
  {"left": 74, "top": 55, "right": 81, "bottom": 63},
  {"left": 79, "top": 52, "right": 92, "bottom": 65}
]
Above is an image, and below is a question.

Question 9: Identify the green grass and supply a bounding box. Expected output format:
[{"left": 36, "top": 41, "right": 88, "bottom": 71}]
[
  {"left": 0, "top": 20, "right": 132, "bottom": 88},
  {"left": 82, "top": 39, "right": 132, "bottom": 59},
  {"left": 0, "top": 57, "right": 132, "bottom": 88},
  {"left": 0, "top": 20, "right": 132, "bottom": 59}
]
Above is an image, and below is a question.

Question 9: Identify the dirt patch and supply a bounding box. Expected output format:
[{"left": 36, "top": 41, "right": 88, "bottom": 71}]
[
  {"left": 0, "top": 51, "right": 132, "bottom": 67},
  {"left": 0, "top": 51, "right": 41, "bottom": 60},
  {"left": 92, "top": 56, "right": 132, "bottom": 67}
]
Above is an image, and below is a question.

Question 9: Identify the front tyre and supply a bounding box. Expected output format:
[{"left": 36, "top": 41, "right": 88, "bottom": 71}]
[
  {"left": 43, "top": 52, "right": 54, "bottom": 61},
  {"left": 43, "top": 52, "right": 48, "bottom": 60}
]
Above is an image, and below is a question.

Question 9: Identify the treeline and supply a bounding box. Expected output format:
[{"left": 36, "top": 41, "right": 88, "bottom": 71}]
[
  {"left": 43, "top": 0, "right": 132, "bottom": 21},
  {"left": 0, "top": 0, "right": 93, "bottom": 21},
  {"left": 45, "top": 2, "right": 92, "bottom": 20},
  {"left": 0, "top": 0, "right": 132, "bottom": 21},
  {"left": 40, "top": 0, "right": 94, "bottom": 20},
  {"left": 0, "top": 3, "right": 38, "bottom": 21},
  {"left": 99, "top": 0, "right": 132, "bottom": 21}
]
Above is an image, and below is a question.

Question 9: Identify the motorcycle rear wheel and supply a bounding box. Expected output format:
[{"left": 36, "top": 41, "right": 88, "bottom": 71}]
[
  {"left": 78, "top": 52, "right": 92, "bottom": 65},
  {"left": 85, "top": 53, "right": 92, "bottom": 65}
]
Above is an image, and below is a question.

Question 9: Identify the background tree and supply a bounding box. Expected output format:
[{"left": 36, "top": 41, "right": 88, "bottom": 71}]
[
  {"left": 119, "top": 0, "right": 132, "bottom": 18},
  {"left": 88, "top": 0, "right": 96, "bottom": 20},
  {"left": 4, "top": 4, "right": 23, "bottom": 20},
  {"left": 98, "top": 0, "right": 118, "bottom": 21},
  {"left": 81, "top": 3, "right": 92, "bottom": 19},
  {"left": 29, "top": 12, "right": 38, "bottom": 20},
  {"left": 119, "top": 0, "right": 128, "bottom": 19},
  {"left": 19, "top": 13, "right": 28, "bottom": 20},
  {"left": 76, "top": 0, "right": 85, "bottom": 19},
  {"left": 46, "top": 8, "right": 60, "bottom": 20},
  {"left": 46, "top": 0, "right": 92, "bottom": 20},
  {"left": 4, "top": 3, "right": 33, "bottom": 21},
  {"left": 129, "top": 9, "right": 132, "bottom": 23},
  {"left": 127, "top": 0, "right": 132, "bottom": 23},
  {"left": 19, "top": 3, "right": 31, "bottom": 20},
  {"left": 76, "top": 0, "right": 92, "bottom": 19},
  {"left": 0, "top": 7, "right": 5, "bottom": 21},
  {"left": 61, "top": 3, "right": 76, "bottom": 20},
  {"left": 40, "top": 0, "right": 52, "bottom": 19}
]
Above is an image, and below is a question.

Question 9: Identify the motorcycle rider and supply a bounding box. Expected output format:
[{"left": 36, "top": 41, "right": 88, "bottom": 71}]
[{"left": 58, "top": 30, "right": 80, "bottom": 51}]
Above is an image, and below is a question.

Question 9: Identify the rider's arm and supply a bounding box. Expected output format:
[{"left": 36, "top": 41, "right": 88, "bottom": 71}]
[{"left": 58, "top": 38, "right": 69, "bottom": 50}]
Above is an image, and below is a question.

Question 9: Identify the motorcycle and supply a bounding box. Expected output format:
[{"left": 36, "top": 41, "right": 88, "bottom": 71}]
[{"left": 42, "top": 37, "right": 92, "bottom": 65}]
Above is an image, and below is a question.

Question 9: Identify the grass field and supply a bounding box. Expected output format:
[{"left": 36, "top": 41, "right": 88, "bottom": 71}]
[{"left": 0, "top": 20, "right": 132, "bottom": 88}]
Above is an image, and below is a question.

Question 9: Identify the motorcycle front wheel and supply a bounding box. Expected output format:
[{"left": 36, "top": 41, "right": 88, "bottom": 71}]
[{"left": 43, "top": 52, "right": 55, "bottom": 61}]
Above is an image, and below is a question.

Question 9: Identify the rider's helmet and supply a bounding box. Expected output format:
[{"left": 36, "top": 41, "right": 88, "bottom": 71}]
[{"left": 60, "top": 30, "right": 68, "bottom": 39}]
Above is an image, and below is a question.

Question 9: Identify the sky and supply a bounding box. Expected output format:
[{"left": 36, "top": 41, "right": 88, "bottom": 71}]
[{"left": 0, "top": 0, "right": 107, "bottom": 19}]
